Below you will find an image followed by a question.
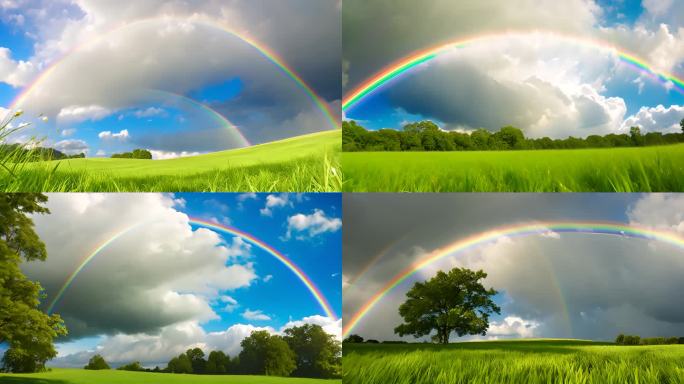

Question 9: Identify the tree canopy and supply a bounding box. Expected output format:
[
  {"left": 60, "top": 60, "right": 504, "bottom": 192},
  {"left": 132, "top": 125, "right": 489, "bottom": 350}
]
[
  {"left": 0, "top": 194, "right": 67, "bottom": 373},
  {"left": 283, "top": 324, "right": 342, "bottom": 378},
  {"left": 84, "top": 354, "right": 110, "bottom": 370},
  {"left": 239, "top": 330, "right": 296, "bottom": 377},
  {"left": 343, "top": 120, "right": 684, "bottom": 152},
  {"left": 394, "top": 268, "right": 500, "bottom": 344},
  {"left": 111, "top": 149, "right": 152, "bottom": 159}
]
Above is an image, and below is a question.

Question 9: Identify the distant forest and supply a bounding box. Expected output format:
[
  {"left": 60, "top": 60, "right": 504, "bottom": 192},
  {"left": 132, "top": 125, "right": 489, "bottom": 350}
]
[
  {"left": 0, "top": 144, "right": 85, "bottom": 161},
  {"left": 342, "top": 120, "right": 684, "bottom": 152}
]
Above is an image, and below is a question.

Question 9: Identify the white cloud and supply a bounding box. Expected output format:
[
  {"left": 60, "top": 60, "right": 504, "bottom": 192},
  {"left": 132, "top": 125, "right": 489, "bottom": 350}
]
[
  {"left": 487, "top": 316, "right": 540, "bottom": 338},
  {"left": 286, "top": 209, "right": 341, "bottom": 240},
  {"left": 25, "top": 194, "right": 258, "bottom": 339},
  {"left": 58, "top": 105, "right": 112, "bottom": 123},
  {"left": 98, "top": 129, "right": 129, "bottom": 141},
  {"left": 53, "top": 139, "right": 88, "bottom": 155},
  {"left": 149, "top": 150, "right": 200, "bottom": 160},
  {"left": 621, "top": 104, "right": 684, "bottom": 133},
  {"left": 237, "top": 193, "right": 258, "bottom": 202},
  {"left": 219, "top": 295, "right": 238, "bottom": 313},
  {"left": 260, "top": 193, "right": 291, "bottom": 216},
  {"left": 241, "top": 309, "right": 271, "bottom": 321},
  {"left": 95, "top": 149, "right": 106, "bottom": 156},
  {"left": 263, "top": 274, "right": 273, "bottom": 283},
  {"left": 627, "top": 194, "right": 684, "bottom": 233},
  {"left": 134, "top": 107, "right": 167, "bottom": 118},
  {"left": 60, "top": 128, "right": 76, "bottom": 137},
  {"left": 0, "top": 47, "right": 36, "bottom": 87}
]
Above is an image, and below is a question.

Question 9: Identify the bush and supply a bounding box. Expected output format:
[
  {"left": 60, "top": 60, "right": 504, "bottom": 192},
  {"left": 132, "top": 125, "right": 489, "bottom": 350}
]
[
  {"left": 615, "top": 334, "right": 625, "bottom": 344},
  {"left": 365, "top": 339, "right": 379, "bottom": 344},
  {"left": 84, "top": 355, "right": 110, "bottom": 370},
  {"left": 343, "top": 334, "right": 364, "bottom": 344},
  {"left": 117, "top": 361, "right": 144, "bottom": 371}
]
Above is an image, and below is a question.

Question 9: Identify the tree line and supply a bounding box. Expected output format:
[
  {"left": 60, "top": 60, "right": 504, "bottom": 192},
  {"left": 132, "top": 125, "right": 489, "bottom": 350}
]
[
  {"left": 615, "top": 334, "right": 684, "bottom": 346},
  {"left": 83, "top": 324, "right": 341, "bottom": 379},
  {"left": 342, "top": 119, "right": 684, "bottom": 152},
  {"left": 0, "top": 144, "right": 85, "bottom": 161},
  {"left": 110, "top": 149, "right": 152, "bottom": 159}
]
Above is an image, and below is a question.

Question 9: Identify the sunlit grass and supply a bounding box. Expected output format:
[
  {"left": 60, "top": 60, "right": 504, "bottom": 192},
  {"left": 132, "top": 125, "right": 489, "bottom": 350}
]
[
  {"left": 343, "top": 340, "right": 684, "bottom": 384},
  {"left": 342, "top": 145, "right": 684, "bottom": 192}
]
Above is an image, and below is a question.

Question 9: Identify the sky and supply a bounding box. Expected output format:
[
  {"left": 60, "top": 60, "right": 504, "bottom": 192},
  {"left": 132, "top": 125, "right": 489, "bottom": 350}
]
[
  {"left": 343, "top": 0, "right": 684, "bottom": 138},
  {"left": 0, "top": 0, "right": 341, "bottom": 158},
  {"left": 343, "top": 193, "right": 684, "bottom": 342},
  {"left": 14, "top": 193, "right": 342, "bottom": 368}
]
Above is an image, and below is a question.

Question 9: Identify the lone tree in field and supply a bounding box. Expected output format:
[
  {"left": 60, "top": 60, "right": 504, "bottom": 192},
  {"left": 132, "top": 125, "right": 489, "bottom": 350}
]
[
  {"left": 84, "top": 354, "right": 110, "bottom": 370},
  {"left": 394, "top": 268, "right": 500, "bottom": 344},
  {"left": 0, "top": 194, "right": 67, "bottom": 373}
]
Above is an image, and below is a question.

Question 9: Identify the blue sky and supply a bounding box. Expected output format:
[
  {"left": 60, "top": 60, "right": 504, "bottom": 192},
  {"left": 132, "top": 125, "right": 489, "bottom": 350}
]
[
  {"left": 343, "top": 0, "right": 684, "bottom": 138},
  {"left": 0, "top": 1, "right": 341, "bottom": 158},
  {"left": 13, "top": 193, "right": 341, "bottom": 366}
]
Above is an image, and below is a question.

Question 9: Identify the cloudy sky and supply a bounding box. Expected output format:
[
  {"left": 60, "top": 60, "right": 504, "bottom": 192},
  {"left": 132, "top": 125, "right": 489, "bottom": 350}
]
[
  {"left": 0, "top": 0, "right": 340, "bottom": 158},
  {"left": 343, "top": 0, "right": 684, "bottom": 138},
  {"left": 14, "top": 193, "right": 341, "bottom": 368},
  {"left": 343, "top": 193, "right": 684, "bottom": 342}
]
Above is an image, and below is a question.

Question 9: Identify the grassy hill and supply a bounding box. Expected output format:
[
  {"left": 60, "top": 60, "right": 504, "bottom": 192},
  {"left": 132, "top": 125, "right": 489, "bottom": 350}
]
[
  {"left": 0, "top": 368, "right": 340, "bottom": 384},
  {"left": 1, "top": 130, "right": 340, "bottom": 192},
  {"left": 343, "top": 339, "right": 684, "bottom": 383},
  {"left": 342, "top": 144, "right": 684, "bottom": 192}
]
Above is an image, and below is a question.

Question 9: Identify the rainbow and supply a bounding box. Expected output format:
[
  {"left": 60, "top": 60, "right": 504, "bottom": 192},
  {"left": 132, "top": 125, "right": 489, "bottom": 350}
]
[
  {"left": 342, "top": 221, "right": 684, "bottom": 338},
  {"left": 342, "top": 31, "right": 684, "bottom": 112},
  {"left": 143, "top": 89, "right": 250, "bottom": 147},
  {"left": 12, "top": 15, "right": 339, "bottom": 131},
  {"left": 47, "top": 218, "right": 337, "bottom": 321}
]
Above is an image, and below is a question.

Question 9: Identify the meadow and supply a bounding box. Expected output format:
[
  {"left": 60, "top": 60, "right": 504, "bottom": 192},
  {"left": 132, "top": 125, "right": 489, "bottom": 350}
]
[
  {"left": 0, "top": 130, "right": 340, "bottom": 192},
  {"left": 342, "top": 144, "right": 684, "bottom": 192},
  {"left": 0, "top": 369, "right": 341, "bottom": 384},
  {"left": 343, "top": 340, "right": 684, "bottom": 384}
]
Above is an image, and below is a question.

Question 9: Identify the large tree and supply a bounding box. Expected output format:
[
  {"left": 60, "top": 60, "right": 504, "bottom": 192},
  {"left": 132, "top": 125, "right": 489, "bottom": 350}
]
[
  {"left": 394, "top": 268, "right": 500, "bottom": 344},
  {"left": 283, "top": 324, "right": 341, "bottom": 378},
  {"left": 205, "top": 350, "right": 231, "bottom": 374},
  {"left": 680, "top": 118, "right": 684, "bottom": 134},
  {"left": 0, "top": 194, "right": 67, "bottom": 372},
  {"left": 239, "top": 330, "right": 296, "bottom": 376},
  {"left": 84, "top": 354, "right": 110, "bottom": 370}
]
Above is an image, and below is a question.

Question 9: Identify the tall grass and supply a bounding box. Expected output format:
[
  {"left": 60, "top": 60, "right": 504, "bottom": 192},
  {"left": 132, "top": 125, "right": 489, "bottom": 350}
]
[
  {"left": 342, "top": 145, "right": 684, "bottom": 192},
  {"left": 343, "top": 341, "right": 684, "bottom": 384}
]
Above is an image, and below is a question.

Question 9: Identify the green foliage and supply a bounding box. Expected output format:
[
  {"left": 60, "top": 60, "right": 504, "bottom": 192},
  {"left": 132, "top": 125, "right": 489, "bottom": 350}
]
[
  {"left": 186, "top": 348, "right": 206, "bottom": 374},
  {"left": 0, "top": 131, "right": 341, "bottom": 192},
  {"left": 343, "top": 120, "right": 684, "bottom": 152},
  {"left": 117, "top": 361, "right": 144, "bottom": 371},
  {"left": 343, "top": 335, "right": 364, "bottom": 344},
  {"left": 205, "top": 351, "right": 231, "bottom": 374},
  {"left": 615, "top": 334, "right": 624, "bottom": 344},
  {"left": 343, "top": 340, "right": 684, "bottom": 384},
  {"left": 239, "top": 331, "right": 296, "bottom": 377},
  {"left": 0, "top": 194, "right": 67, "bottom": 373},
  {"left": 615, "top": 334, "right": 681, "bottom": 345},
  {"left": 111, "top": 149, "right": 152, "bottom": 159},
  {"left": 283, "top": 324, "right": 342, "bottom": 378},
  {"left": 84, "top": 355, "right": 110, "bottom": 370},
  {"left": 167, "top": 353, "right": 193, "bottom": 374},
  {"left": 342, "top": 144, "right": 684, "bottom": 192},
  {"left": 680, "top": 118, "right": 684, "bottom": 134},
  {"left": 394, "top": 268, "right": 500, "bottom": 344}
]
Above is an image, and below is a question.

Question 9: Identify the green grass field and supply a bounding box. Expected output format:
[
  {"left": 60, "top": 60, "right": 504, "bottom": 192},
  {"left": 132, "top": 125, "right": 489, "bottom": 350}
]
[
  {"left": 342, "top": 144, "right": 684, "bottom": 192},
  {"left": 0, "top": 130, "right": 340, "bottom": 192},
  {"left": 0, "top": 368, "right": 341, "bottom": 384},
  {"left": 343, "top": 339, "right": 684, "bottom": 383}
]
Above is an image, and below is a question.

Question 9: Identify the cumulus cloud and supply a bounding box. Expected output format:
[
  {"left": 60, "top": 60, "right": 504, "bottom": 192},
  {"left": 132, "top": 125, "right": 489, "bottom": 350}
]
[
  {"left": 259, "top": 193, "right": 291, "bottom": 216},
  {"left": 627, "top": 194, "right": 684, "bottom": 233},
  {"left": 51, "top": 314, "right": 340, "bottom": 367},
  {"left": 24, "top": 194, "right": 258, "bottom": 339},
  {"left": 57, "top": 105, "right": 112, "bottom": 123},
  {"left": 285, "top": 209, "right": 342, "bottom": 240},
  {"left": 0, "top": 47, "right": 36, "bottom": 87},
  {"left": 149, "top": 149, "right": 200, "bottom": 160},
  {"left": 487, "top": 316, "right": 540, "bottom": 338},
  {"left": 53, "top": 139, "right": 88, "bottom": 155},
  {"left": 98, "top": 129, "right": 130, "bottom": 141},
  {"left": 621, "top": 105, "right": 684, "bottom": 133},
  {"left": 60, "top": 128, "right": 76, "bottom": 137},
  {"left": 242, "top": 309, "right": 271, "bottom": 321}
]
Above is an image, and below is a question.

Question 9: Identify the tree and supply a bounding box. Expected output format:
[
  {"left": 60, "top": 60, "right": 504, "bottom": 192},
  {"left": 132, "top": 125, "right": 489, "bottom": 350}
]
[
  {"left": 494, "top": 126, "right": 525, "bottom": 149},
  {"left": 117, "top": 361, "right": 144, "bottom": 371},
  {"left": 206, "top": 350, "right": 231, "bottom": 374},
  {"left": 84, "top": 354, "right": 110, "bottom": 370},
  {"left": 680, "top": 118, "right": 684, "bottom": 134},
  {"left": 343, "top": 334, "right": 364, "bottom": 344},
  {"left": 185, "top": 347, "right": 206, "bottom": 374},
  {"left": 394, "top": 268, "right": 500, "bottom": 344},
  {"left": 239, "top": 330, "right": 296, "bottom": 376},
  {"left": 630, "top": 126, "right": 644, "bottom": 146},
  {"left": 0, "top": 194, "right": 67, "bottom": 373},
  {"left": 167, "top": 353, "right": 192, "bottom": 374},
  {"left": 283, "top": 324, "right": 341, "bottom": 378}
]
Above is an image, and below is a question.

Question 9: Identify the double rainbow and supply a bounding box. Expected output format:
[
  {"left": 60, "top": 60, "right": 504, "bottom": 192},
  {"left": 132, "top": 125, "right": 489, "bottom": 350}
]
[
  {"left": 342, "top": 31, "right": 684, "bottom": 112},
  {"left": 342, "top": 221, "right": 684, "bottom": 338},
  {"left": 47, "top": 218, "right": 337, "bottom": 321}
]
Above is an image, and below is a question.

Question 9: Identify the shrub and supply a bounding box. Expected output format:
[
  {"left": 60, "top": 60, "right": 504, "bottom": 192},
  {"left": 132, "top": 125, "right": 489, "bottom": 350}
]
[
  {"left": 117, "top": 361, "right": 144, "bottom": 371},
  {"left": 84, "top": 355, "right": 110, "bottom": 370}
]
